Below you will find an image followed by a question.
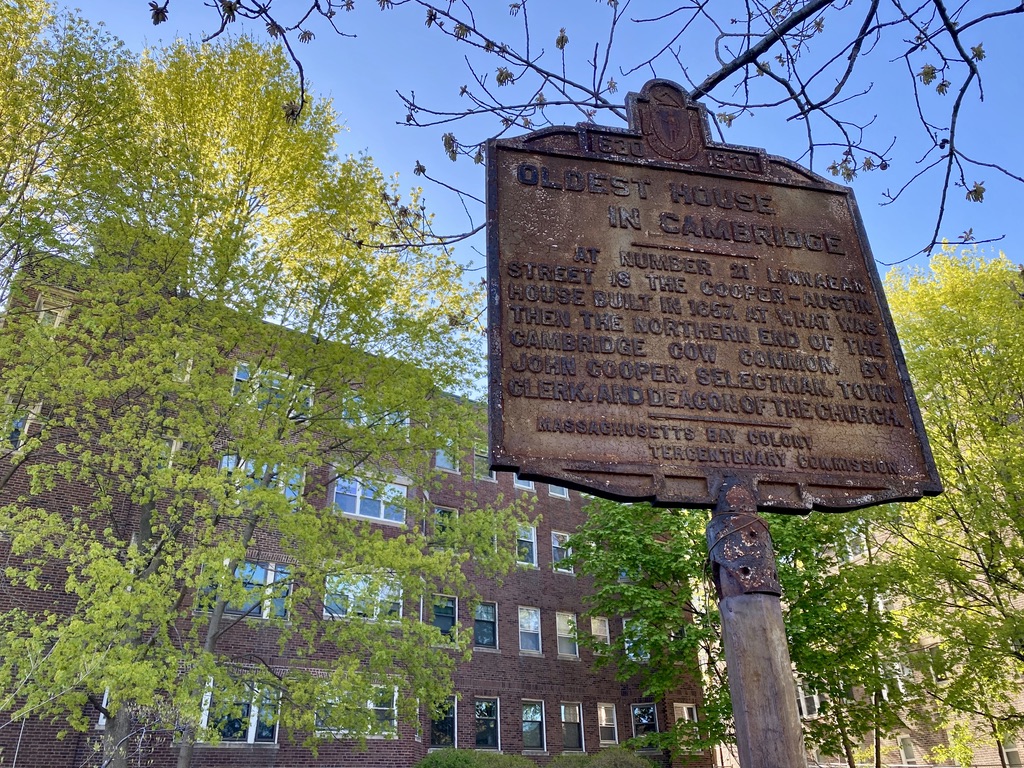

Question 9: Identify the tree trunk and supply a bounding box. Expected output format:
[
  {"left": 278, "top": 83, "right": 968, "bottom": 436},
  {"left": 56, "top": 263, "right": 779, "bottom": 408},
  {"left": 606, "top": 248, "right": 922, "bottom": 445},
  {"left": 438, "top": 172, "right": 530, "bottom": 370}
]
[{"left": 101, "top": 710, "right": 133, "bottom": 768}]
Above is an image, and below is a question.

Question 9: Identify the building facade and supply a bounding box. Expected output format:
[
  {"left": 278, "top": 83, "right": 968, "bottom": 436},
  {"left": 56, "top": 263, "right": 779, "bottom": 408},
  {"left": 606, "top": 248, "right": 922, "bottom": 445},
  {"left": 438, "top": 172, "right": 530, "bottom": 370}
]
[{"left": 0, "top": 279, "right": 711, "bottom": 768}]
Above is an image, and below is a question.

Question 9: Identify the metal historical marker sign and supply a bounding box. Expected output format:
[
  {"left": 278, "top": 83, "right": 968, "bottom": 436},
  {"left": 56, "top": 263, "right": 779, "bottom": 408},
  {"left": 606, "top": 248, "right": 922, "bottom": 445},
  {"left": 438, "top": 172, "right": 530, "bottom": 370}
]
[{"left": 487, "top": 79, "right": 942, "bottom": 511}]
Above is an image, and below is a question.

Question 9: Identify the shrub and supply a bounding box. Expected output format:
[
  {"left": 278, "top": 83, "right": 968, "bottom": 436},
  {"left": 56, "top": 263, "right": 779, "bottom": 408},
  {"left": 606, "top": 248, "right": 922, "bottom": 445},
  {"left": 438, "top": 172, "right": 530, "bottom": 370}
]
[
  {"left": 589, "top": 747, "right": 657, "bottom": 768},
  {"left": 415, "top": 750, "right": 536, "bottom": 768}
]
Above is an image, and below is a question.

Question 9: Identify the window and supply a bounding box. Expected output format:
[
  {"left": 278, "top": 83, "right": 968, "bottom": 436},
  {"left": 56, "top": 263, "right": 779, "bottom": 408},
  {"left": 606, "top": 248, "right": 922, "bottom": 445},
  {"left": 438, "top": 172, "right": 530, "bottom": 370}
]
[
  {"left": 201, "top": 683, "right": 279, "bottom": 744},
  {"left": 561, "top": 703, "right": 583, "bottom": 750},
  {"left": 315, "top": 687, "right": 397, "bottom": 738},
  {"left": 332, "top": 477, "right": 407, "bottom": 523},
  {"left": 232, "top": 363, "right": 312, "bottom": 419},
  {"left": 556, "top": 612, "right": 578, "bottom": 658},
  {"left": 475, "top": 697, "right": 499, "bottom": 749},
  {"left": 474, "top": 602, "right": 497, "bottom": 649},
  {"left": 673, "top": 702, "right": 700, "bottom": 751},
  {"left": 474, "top": 446, "right": 496, "bottom": 481},
  {"left": 631, "top": 703, "right": 658, "bottom": 737},
  {"left": 427, "top": 506, "right": 456, "bottom": 547},
  {"left": 514, "top": 473, "right": 535, "bottom": 491},
  {"left": 795, "top": 682, "right": 820, "bottom": 718},
  {"left": 35, "top": 292, "right": 70, "bottom": 327},
  {"left": 591, "top": 616, "right": 611, "bottom": 645},
  {"left": 324, "top": 574, "right": 402, "bottom": 620},
  {"left": 522, "top": 701, "right": 545, "bottom": 751},
  {"left": 519, "top": 606, "right": 541, "bottom": 652},
  {"left": 430, "top": 696, "right": 456, "bottom": 747},
  {"left": 435, "top": 449, "right": 459, "bottom": 473},
  {"left": 517, "top": 526, "right": 537, "bottom": 566},
  {"left": 898, "top": 735, "right": 917, "bottom": 765},
  {"left": 220, "top": 456, "right": 302, "bottom": 501},
  {"left": 673, "top": 703, "right": 698, "bottom": 725},
  {"left": 368, "top": 688, "right": 398, "bottom": 737},
  {"left": 6, "top": 410, "right": 31, "bottom": 450},
  {"left": 548, "top": 484, "right": 569, "bottom": 499},
  {"left": 598, "top": 703, "right": 618, "bottom": 744},
  {"left": 430, "top": 595, "right": 457, "bottom": 638},
  {"left": 623, "top": 618, "right": 649, "bottom": 661},
  {"left": 1001, "top": 739, "right": 1023, "bottom": 768},
  {"left": 223, "top": 561, "right": 290, "bottom": 620},
  {"left": 551, "top": 531, "right": 572, "bottom": 573}
]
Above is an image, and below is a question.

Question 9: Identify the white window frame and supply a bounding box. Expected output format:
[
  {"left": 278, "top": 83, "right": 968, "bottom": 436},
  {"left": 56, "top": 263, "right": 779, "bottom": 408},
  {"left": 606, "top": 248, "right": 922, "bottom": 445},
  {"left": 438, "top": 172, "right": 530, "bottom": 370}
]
[
  {"left": 561, "top": 702, "right": 584, "bottom": 751},
  {"left": 591, "top": 616, "right": 611, "bottom": 645},
  {"left": 1001, "top": 739, "right": 1023, "bottom": 768},
  {"left": 474, "top": 601, "right": 498, "bottom": 649},
  {"left": 519, "top": 606, "right": 542, "bottom": 653},
  {"left": 331, "top": 476, "right": 407, "bottom": 524},
  {"left": 220, "top": 455, "right": 303, "bottom": 501},
  {"left": 551, "top": 531, "right": 572, "bottom": 573},
  {"left": 35, "top": 291, "right": 72, "bottom": 327},
  {"left": 631, "top": 703, "right": 659, "bottom": 737},
  {"left": 223, "top": 561, "right": 290, "bottom": 620},
  {"left": 200, "top": 682, "right": 279, "bottom": 744},
  {"left": 315, "top": 686, "right": 398, "bottom": 739},
  {"left": 324, "top": 573, "right": 402, "bottom": 620},
  {"left": 673, "top": 702, "right": 700, "bottom": 752},
  {"left": 517, "top": 526, "right": 537, "bottom": 566},
  {"left": 556, "top": 612, "right": 578, "bottom": 658},
  {"left": 795, "top": 681, "right": 821, "bottom": 719},
  {"left": 898, "top": 734, "right": 917, "bottom": 765},
  {"left": 474, "top": 697, "right": 500, "bottom": 750},
  {"left": 232, "top": 363, "right": 312, "bottom": 420},
  {"left": 514, "top": 473, "right": 535, "bottom": 491},
  {"left": 522, "top": 700, "right": 546, "bottom": 752},
  {"left": 429, "top": 695, "right": 457, "bottom": 748},
  {"left": 548, "top": 484, "right": 569, "bottom": 499},
  {"left": 598, "top": 703, "right": 618, "bottom": 745},
  {"left": 435, "top": 449, "right": 459, "bottom": 473}
]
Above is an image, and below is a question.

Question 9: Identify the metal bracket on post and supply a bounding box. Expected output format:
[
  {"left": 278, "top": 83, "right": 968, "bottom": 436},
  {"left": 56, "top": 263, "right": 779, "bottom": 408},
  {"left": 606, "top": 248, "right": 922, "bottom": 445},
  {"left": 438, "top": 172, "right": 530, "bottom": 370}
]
[
  {"left": 705, "top": 477, "right": 807, "bottom": 768},
  {"left": 707, "top": 479, "right": 781, "bottom": 599}
]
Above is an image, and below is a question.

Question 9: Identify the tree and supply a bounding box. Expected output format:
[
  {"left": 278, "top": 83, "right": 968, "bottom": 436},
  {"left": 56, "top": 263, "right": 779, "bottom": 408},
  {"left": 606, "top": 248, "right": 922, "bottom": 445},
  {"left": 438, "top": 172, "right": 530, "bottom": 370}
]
[
  {"left": 0, "top": 0, "right": 134, "bottom": 304},
  {"left": 568, "top": 498, "right": 920, "bottom": 767},
  {"left": 879, "top": 249, "right": 1024, "bottom": 765},
  {"left": 0, "top": 10, "right": 528, "bottom": 768},
  {"left": 143, "top": 0, "right": 1020, "bottom": 256}
]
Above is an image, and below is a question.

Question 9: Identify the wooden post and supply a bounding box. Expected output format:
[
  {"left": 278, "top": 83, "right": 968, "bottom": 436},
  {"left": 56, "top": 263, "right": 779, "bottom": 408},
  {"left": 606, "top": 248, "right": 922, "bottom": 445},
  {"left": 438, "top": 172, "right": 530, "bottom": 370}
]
[{"left": 706, "top": 478, "right": 807, "bottom": 768}]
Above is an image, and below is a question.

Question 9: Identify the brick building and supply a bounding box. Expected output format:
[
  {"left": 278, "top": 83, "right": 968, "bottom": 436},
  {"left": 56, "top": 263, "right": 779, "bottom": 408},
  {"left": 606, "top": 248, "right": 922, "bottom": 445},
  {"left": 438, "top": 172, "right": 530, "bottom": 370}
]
[{"left": 0, "top": 276, "right": 712, "bottom": 768}]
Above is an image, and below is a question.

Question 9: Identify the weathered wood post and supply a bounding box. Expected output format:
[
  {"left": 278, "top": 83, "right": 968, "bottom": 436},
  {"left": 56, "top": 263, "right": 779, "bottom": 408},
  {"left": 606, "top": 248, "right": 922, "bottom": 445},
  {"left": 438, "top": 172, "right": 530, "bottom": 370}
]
[{"left": 708, "top": 479, "right": 806, "bottom": 768}]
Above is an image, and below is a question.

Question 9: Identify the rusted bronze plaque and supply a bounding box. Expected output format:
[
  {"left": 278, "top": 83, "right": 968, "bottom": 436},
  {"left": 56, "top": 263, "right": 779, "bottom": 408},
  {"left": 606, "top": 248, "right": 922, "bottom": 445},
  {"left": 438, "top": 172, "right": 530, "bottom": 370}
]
[{"left": 487, "top": 79, "right": 942, "bottom": 511}]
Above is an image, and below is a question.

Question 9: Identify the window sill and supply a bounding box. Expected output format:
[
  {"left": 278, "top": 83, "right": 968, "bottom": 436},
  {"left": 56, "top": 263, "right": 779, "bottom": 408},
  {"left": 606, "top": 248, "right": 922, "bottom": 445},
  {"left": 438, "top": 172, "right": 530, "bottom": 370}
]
[
  {"left": 517, "top": 563, "right": 539, "bottom": 570},
  {"left": 557, "top": 654, "right": 581, "bottom": 661},
  {"left": 522, "top": 750, "right": 549, "bottom": 756},
  {"left": 519, "top": 650, "right": 544, "bottom": 658},
  {"left": 553, "top": 568, "right": 574, "bottom": 575},
  {"left": 195, "top": 742, "right": 279, "bottom": 749},
  {"left": 599, "top": 741, "right": 619, "bottom": 748},
  {"left": 473, "top": 646, "right": 500, "bottom": 653}
]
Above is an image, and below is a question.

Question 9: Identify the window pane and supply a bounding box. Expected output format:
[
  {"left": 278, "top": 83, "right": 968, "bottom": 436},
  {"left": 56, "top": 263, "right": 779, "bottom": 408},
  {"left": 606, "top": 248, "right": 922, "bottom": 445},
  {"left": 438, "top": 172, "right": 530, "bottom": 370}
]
[
  {"left": 475, "top": 699, "right": 498, "bottom": 749},
  {"left": 334, "top": 478, "right": 359, "bottom": 515},
  {"left": 562, "top": 704, "right": 583, "bottom": 750},
  {"left": 522, "top": 702, "right": 544, "bottom": 750},
  {"left": 433, "top": 595, "right": 456, "bottom": 636},
  {"left": 430, "top": 698, "right": 456, "bottom": 747},
  {"left": 474, "top": 602, "right": 497, "bottom": 648},
  {"left": 632, "top": 704, "right": 657, "bottom": 735},
  {"left": 598, "top": 703, "right": 618, "bottom": 743}
]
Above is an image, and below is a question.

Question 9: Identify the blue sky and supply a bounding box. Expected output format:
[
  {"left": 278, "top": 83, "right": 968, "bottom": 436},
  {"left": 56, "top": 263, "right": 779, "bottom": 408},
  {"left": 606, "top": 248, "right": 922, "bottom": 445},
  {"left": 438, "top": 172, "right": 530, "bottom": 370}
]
[{"left": 64, "top": 1, "right": 1023, "bottom": 276}]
